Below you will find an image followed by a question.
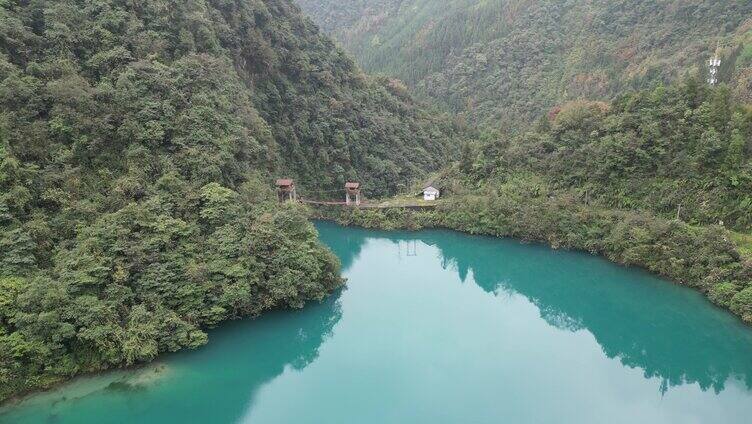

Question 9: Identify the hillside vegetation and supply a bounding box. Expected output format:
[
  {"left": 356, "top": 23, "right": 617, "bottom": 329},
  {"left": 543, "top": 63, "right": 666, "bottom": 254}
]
[
  {"left": 462, "top": 81, "right": 752, "bottom": 232},
  {"left": 298, "top": 0, "right": 752, "bottom": 128},
  {"left": 3, "top": 0, "right": 752, "bottom": 405},
  {"left": 0, "top": 0, "right": 459, "bottom": 402},
  {"left": 321, "top": 81, "right": 752, "bottom": 324}
]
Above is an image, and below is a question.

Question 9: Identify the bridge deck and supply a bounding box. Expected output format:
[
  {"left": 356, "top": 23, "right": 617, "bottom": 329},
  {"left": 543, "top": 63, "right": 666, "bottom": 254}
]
[{"left": 300, "top": 199, "right": 435, "bottom": 210}]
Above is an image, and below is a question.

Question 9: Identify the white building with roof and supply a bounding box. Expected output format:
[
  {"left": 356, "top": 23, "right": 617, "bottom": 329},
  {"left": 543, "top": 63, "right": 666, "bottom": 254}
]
[{"left": 423, "top": 186, "right": 440, "bottom": 201}]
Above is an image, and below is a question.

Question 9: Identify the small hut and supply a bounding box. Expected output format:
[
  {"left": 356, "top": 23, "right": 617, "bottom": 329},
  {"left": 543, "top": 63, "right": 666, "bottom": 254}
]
[
  {"left": 345, "top": 182, "right": 361, "bottom": 206},
  {"left": 423, "top": 185, "right": 440, "bottom": 201},
  {"left": 276, "top": 179, "right": 297, "bottom": 202}
]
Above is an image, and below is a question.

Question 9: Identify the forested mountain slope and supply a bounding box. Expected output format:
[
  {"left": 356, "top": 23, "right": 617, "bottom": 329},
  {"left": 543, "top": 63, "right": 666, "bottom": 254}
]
[
  {"left": 440, "top": 81, "right": 752, "bottom": 320},
  {"left": 326, "top": 80, "right": 752, "bottom": 324},
  {"left": 459, "top": 81, "right": 752, "bottom": 232},
  {"left": 298, "top": 0, "right": 752, "bottom": 128},
  {"left": 0, "top": 0, "right": 459, "bottom": 402}
]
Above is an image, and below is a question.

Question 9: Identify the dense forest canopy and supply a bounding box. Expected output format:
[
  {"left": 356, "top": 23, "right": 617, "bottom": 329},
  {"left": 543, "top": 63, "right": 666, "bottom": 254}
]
[
  {"left": 463, "top": 81, "right": 752, "bottom": 231},
  {"left": 298, "top": 0, "right": 752, "bottom": 128},
  {"left": 0, "top": 0, "right": 461, "bottom": 402}
]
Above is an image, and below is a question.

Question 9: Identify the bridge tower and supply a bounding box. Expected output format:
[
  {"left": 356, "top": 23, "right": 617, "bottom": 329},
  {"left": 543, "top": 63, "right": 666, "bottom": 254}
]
[
  {"left": 345, "top": 182, "right": 361, "bottom": 206},
  {"left": 276, "top": 179, "right": 297, "bottom": 202}
]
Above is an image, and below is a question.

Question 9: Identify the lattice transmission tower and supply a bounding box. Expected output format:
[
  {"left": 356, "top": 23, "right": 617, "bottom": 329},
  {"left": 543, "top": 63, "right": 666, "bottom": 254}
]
[{"left": 707, "top": 55, "right": 721, "bottom": 86}]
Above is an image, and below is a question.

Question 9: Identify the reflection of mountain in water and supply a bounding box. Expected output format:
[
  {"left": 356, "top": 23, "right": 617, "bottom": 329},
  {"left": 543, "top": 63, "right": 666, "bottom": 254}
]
[
  {"left": 199, "top": 290, "right": 344, "bottom": 423},
  {"left": 0, "top": 286, "right": 345, "bottom": 424},
  {"left": 316, "top": 222, "right": 366, "bottom": 272},
  {"left": 11, "top": 222, "right": 752, "bottom": 422},
  {"left": 316, "top": 222, "right": 752, "bottom": 395},
  {"left": 433, "top": 233, "right": 752, "bottom": 394}
]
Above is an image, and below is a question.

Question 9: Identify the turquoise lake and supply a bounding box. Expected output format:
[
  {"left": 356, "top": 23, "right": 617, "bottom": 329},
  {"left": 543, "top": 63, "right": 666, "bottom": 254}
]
[{"left": 2, "top": 221, "right": 752, "bottom": 423}]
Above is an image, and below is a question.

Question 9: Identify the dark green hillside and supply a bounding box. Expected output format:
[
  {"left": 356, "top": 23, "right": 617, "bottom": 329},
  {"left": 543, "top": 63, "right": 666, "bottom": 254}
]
[
  {"left": 298, "top": 0, "right": 752, "bottom": 128},
  {"left": 463, "top": 82, "right": 752, "bottom": 231},
  {"left": 1, "top": 0, "right": 460, "bottom": 198},
  {"left": 0, "top": 0, "right": 458, "bottom": 402}
]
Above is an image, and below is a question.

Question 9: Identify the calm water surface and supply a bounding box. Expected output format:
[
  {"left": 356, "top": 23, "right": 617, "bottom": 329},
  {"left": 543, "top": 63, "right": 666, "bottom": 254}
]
[{"left": 3, "top": 222, "right": 752, "bottom": 423}]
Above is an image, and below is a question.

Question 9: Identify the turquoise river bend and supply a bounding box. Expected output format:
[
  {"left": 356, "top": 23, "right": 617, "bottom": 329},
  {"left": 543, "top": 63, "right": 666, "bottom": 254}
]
[{"left": 3, "top": 222, "right": 752, "bottom": 423}]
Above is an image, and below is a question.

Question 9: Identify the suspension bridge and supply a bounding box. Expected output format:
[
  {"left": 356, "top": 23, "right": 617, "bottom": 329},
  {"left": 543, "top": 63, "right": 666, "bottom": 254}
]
[{"left": 275, "top": 179, "right": 437, "bottom": 210}]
